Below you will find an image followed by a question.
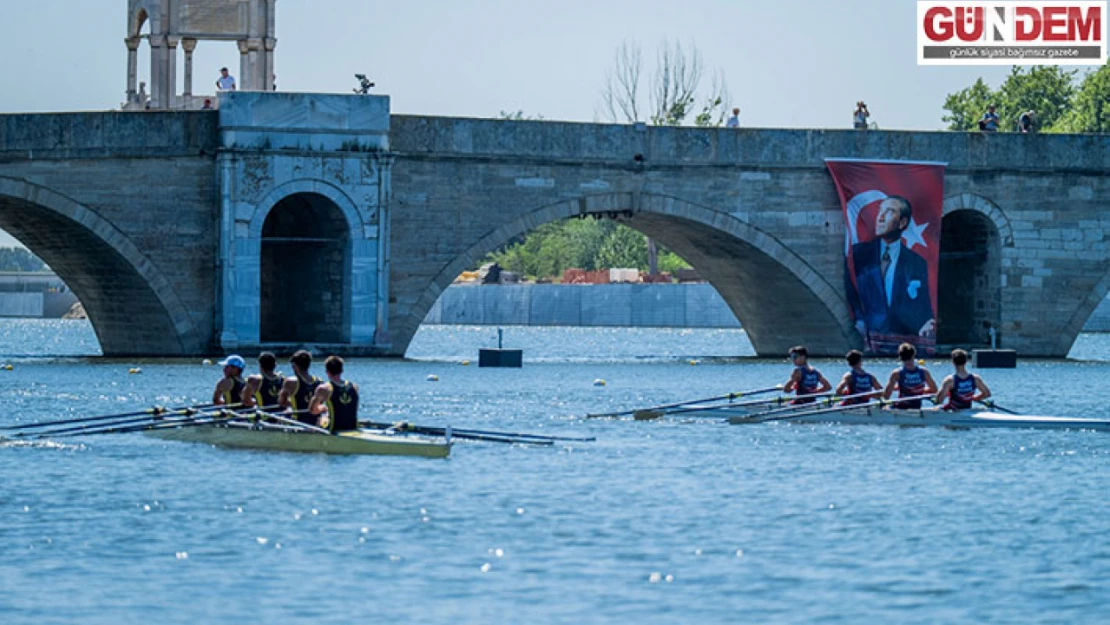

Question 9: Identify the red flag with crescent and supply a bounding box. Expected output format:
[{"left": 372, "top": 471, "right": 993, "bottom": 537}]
[{"left": 826, "top": 159, "right": 945, "bottom": 355}]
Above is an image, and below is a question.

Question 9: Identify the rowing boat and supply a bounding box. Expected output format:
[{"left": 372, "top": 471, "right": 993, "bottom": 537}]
[
  {"left": 727, "top": 405, "right": 1110, "bottom": 431},
  {"left": 146, "top": 421, "right": 452, "bottom": 457}
]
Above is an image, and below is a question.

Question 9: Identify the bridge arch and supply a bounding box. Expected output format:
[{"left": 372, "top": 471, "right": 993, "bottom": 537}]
[
  {"left": 0, "top": 177, "right": 202, "bottom": 355},
  {"left": 399, "top": 192, "right": 857, "bottom": 357}
]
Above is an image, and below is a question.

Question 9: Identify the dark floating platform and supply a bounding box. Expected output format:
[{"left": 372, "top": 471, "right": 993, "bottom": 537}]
[
  {"left": 479, "top": 348, "right": 523, "bottom": 368},
  {"left": 973, "top": 349, "right": 1017, "bottom": 369}
]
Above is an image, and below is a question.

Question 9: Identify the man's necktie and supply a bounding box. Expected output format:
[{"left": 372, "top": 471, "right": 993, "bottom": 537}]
[{"left": 881, "top": 248, "right": 891, "bottom": 280}]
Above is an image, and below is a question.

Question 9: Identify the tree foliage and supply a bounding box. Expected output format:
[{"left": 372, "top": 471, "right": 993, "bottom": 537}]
[
  {"left": 1053, "top": 61, "right": 1110, "bottom": 133},
  {"left": 598, "top": 39, "right": 730, "bottom": 127},
  {"left": 0, "top": 247, "right": 47, "bottom": 272},
  {"left": 482, "top": 220, "right": 690, "bottom": 280},
  {"left": 942, "top": 66, "right": 1088, "bottom": 132}
]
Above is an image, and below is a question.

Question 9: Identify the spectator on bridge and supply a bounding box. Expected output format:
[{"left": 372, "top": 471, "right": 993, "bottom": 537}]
[
  {"left": 202, "top": 99, "right": 214, "bottom": 110},
  {"left": 216, "top": 67, "right": 236, "bottom": 92},
  {"left": 726, "top": 108, "right": 740, "bottom": 128},
  {"left": 853, "top": 101, "right": 870, "bottom": 130},
  {"left": 1019, "top": 110, "right": 1036, "bottom": 134},
  {"left": 978, "top": 105, "right": 999, "bottom": 132}
]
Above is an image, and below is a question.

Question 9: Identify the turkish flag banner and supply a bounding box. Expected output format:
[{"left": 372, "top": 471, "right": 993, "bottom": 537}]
[{"left": 826, "top": 159, "right": 945, "bottom": 355}]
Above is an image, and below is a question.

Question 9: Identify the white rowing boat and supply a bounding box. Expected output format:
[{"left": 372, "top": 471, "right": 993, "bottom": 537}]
[
  {"left": 727, "top": 405, "right": 1110, "bottom": 431},
  {"left": 146, "top": 421, "right": 452, "bottom": 457}
]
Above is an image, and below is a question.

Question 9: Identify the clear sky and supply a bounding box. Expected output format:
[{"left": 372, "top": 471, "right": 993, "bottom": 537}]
[{"left": 0, "top": 0, "right": 1043, "bottom": 247}]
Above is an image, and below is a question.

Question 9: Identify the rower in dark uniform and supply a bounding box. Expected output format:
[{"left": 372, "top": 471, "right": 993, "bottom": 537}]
[
  {"left": 784, "top": 345, "right": 831, "bottom": 405},
  {"left": 309, "top": 355, "right": 360, "bottom": 433},
  {"left": 882, "top": 342, "right": 938, "bottom": 409},
  {"left": 935, "top": 349, "right": 991, "bottom": 411},
  {"left": 278, "top": 350, "right": 321, "bottom": 425},
  {"left": 212, "top": 354, "right": 246, "bottom": 406},
  {"left": 835, "top": 349, "right": 882, "bottom": 405},
  {"left": 240, "top": 351, "right": 284, "bottom": 410}
]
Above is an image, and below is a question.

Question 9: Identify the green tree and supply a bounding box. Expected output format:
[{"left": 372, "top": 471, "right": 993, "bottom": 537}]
[
  {"left": 995, "top": 66, "right": 1075, "bottom": 132},
  {"left": 942, "top": 77, "right": 995, "bottom": 131},
  {"left": 597, "top": 225, "right": 649, "bottom": 269},
  {"left": 942, "top": 67, "right": 1077, "bottom": 132},
  {"left": 1052, "top": 61, "right": 1110, "bottom": 133}
]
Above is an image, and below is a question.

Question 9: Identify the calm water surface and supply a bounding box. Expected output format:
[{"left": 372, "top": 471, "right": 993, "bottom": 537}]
[{"left": 1, "top": 320, "right": 1108, "bottom": 624}]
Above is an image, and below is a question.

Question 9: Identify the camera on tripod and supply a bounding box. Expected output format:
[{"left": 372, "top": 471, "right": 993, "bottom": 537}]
[{"left": 354, "top": 74, "right": 375, "bottom": 94}]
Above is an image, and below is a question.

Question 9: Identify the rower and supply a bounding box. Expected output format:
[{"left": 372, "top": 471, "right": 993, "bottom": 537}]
[
  {"left": 835, "top": 349, "right": 882, "bottom": 405},
  {"left": 784, "top": 345, "right": 831, "bottom": 404},
  {"left": 212, "top": 354, "right": 246, "bottom": 406},
  {"left": 240, "top": 351, "right": 283, "bottom": 410},
  {"left": 277, "top": 350, "right": 322, "bottom": 424},
  {"left": 882, "top": 342, "right": 938, "bottom": 409},
  {"left": 309, "top": 355, "right": 360, "bottom": 433},
  {"left": 935, "top": 348, "right": 991, "bottom": 411}
]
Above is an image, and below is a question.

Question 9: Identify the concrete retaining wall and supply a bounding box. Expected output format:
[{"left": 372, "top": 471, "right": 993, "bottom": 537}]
[
  {"left": 423, "top": 284, "right": 741, "bottom": 328},
  {"left": 424, "top": 284, "right": 1110, "bottom": 331}
]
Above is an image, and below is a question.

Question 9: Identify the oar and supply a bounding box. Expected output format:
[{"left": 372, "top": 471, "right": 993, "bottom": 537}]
[
  {"left": 976, "top": 399, "right": 1020, "bottom": 415},
  {"left": 587, "top": 385, "right": 783, "bottom": 419},
  {"left": 728, "top": 390, "right": 885, "bottom": 422},
  {"left": 363, "top": 420, "right": 553, "bottom": 446},
  {"left": 19, "top": 404, "right": 241, "bottom": 439},
  {"left": 360, "top": 420, "right": 594, "bottom": 443},
  {"left": 633, "top": 389, "right": 848, "bottom": 421},
  {"left": 632, "top": 391, "right": 799, "bottom": 421},
  {"left": 61, "top": 407, "right": 245, "bottom": 437},
  {"left": 730, "top": 394, "right": 938, "bottom": 425},
  {"left": 0, "top": 402, "right": 222, "bottom": 432}
]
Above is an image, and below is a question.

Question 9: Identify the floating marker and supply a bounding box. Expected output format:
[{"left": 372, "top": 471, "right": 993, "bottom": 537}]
[
  {"left": 689, "top": 359, "right": 699, "bottom": 366},
  {"left": 202, "top": 359, "right": 213, "bottom": 366},
  {"left": 2, "top": 364, "right": 12, "bottom": 371},
  {"left": 129, "top": 367, "right": 142, "bottom": 374},
  {"left": 427, "top": 374, "right": 439, "bottom": 382},
  {"left": 460, "top": 360, "right": 470, "bottom": 366},
  {"left": 593, "top": 378, "right": 606, "bottom": 387}
]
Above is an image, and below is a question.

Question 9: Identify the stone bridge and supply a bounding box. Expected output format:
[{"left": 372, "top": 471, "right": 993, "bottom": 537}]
[{"left": 0, "top": 92, "right": 1107, "bottom": 357}]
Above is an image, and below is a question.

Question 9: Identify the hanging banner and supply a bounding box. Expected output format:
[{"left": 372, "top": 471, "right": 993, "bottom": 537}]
[{"left": 826, "top": 158, "right": 946, "bottom": 355}]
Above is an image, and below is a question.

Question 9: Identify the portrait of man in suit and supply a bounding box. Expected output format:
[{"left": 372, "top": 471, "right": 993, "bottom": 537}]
[{"left": 848, "top": 195, "right": 935, "bottom": 340}]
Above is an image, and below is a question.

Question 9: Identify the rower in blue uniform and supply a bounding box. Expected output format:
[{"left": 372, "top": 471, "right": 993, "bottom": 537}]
[
  {"left": 309, "top": 355, "right": 360, "bottom": 433},
  {"left": 882, "top": 342, "right": 938, "bottom": 409},
  {"left": 935, "top": 349, "right": 991, "bottom": 411},
  {"left": 240, "top": 351, "right": 284, "bottom": 410},
  {"left": 784, "top": 345, "right": 831, "bottom": 404},
  {"left": 211, "top": 354, "right": 246, "bottom": 406},
  {"left": 278, "top": 350, "right": 321, "bottom": 424},
  {"left": 835, "top": 349, "right": 882, "bottom": 405}
]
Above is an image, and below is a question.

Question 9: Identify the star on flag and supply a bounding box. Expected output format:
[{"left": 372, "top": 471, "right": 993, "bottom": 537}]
[{"left": 902, "top": 218, "right": 929, "bottom": 251}]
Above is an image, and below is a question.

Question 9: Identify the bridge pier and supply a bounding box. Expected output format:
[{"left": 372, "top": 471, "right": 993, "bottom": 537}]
[{"left": 215, "top": 92, "right": 395, "bottom": 354}]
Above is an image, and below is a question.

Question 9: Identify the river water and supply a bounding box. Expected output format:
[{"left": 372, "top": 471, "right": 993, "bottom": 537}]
[{"left": 1, "top": 320, "right": 1107, "bottom": 624}]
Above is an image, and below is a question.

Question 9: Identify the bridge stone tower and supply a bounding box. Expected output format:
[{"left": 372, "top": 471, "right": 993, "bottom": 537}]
[
  {"left": 216, "top": 92, "right": 395, "bottom": 354},
  {"left": 126, "top": 0, "right": 276, "bottom": 110}
]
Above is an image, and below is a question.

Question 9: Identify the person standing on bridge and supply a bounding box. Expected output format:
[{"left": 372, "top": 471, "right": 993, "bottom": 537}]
[
  {"left": 278, "top": 350, "right": 321, "bottom": 424},
  {"left": 978, "top": 104, "right": 999, "bottom": 132},
  {"left": 309, "top": 356, "right": 360, "bottom": 433},
  {"left": 216, "top": 67, "right": 236, "bottom": 92},
  {"left": 784, "top": 346, "right": 831, "bottom": 405},
  {"left": 240, "top": 351, "right": 284, "bottom": 410},
  {"left": 212, "top": 354, "right": 246, "bottom": 406}
]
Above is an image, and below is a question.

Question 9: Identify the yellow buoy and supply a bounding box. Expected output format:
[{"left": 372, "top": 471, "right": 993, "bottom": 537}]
[
  {"left": 460, "top": 360, "right": 470, "bottom": 366},
  {"left": 427, "top": 374, "right": 439, "bottom": 382},
  {"left": 129, "top": 367, "right": 142, "bottom": 374},
  {"left": 593, "top": 378, "right": 606, "bottom": 387},
  {"left": 918, "top": 359, "right": 926, "bottom": 365},
  {"left": 2, "top": 364, "right": 12, "bottom": 371},
  {"left": 202, "top": 359, "right": 213, "bottom": 366},
  {"left": 688, "top": 359, "right": 699, "bottom": 366}
]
